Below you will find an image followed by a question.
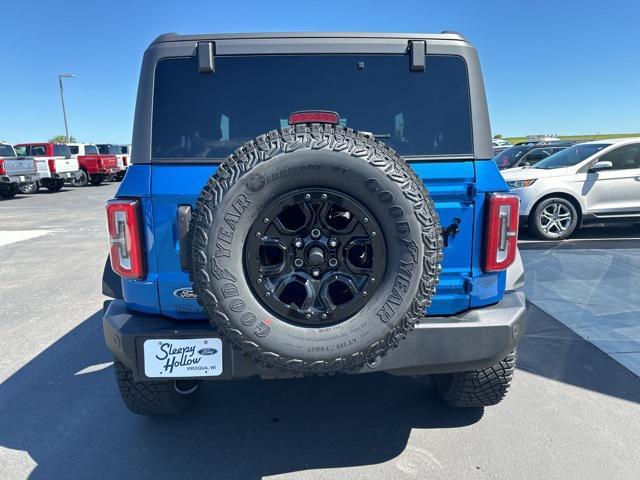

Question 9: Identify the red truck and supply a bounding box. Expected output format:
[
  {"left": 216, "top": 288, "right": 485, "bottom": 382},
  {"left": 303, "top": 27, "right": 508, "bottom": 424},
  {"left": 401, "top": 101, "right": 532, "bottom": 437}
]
[{"left": 67, "top": 143, "right": 119, "bottom": 186}]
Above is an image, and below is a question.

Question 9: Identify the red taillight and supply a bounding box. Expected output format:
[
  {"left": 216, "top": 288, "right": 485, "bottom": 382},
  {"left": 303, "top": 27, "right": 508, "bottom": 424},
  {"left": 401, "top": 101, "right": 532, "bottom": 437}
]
[
  {"left": 123, "top": 156, "right": 128, "bottom": 166},
  {"left": 484, "top": 193, "right": 520, "bottom": 272},
  {"left": 47, "top": 159, "right": 57, "bottom": 173},
  {"left": 106, "top": 199, "right": 145, "bottom": 279},
  {"left": 0, "top": 160, "right": 5, "bottom": 175},
  {"left": 288, "top": 111, "right": 339, "bottom": 125}
]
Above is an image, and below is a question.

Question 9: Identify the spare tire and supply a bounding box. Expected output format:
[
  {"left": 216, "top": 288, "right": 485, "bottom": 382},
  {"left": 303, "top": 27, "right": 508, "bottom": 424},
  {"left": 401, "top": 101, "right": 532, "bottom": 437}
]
[{"left": 191, "top": 124, "right": 442, "bottom": 373}]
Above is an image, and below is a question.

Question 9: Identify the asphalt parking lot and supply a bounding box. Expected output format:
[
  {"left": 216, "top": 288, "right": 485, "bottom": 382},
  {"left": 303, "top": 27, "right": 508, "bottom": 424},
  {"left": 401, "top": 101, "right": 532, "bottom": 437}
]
[{"left": 1, "top": 184, "right": 639, "bottom": 479}]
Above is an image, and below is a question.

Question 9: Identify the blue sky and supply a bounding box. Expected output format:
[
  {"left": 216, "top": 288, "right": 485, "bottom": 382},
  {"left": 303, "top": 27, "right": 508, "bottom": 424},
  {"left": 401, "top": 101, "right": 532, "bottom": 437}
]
[{"left": 1, "top": 0, "right": 638, "bottom": 144}]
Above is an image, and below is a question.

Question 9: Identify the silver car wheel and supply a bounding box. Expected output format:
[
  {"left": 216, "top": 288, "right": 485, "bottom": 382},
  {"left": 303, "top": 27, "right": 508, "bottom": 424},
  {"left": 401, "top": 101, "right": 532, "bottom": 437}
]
[{"left": 539, "top": 202, "right": 573, "bottom": 237}]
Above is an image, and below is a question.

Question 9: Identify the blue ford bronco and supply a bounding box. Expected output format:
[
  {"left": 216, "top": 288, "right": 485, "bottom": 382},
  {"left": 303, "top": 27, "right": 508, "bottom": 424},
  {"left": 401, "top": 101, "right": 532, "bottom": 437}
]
[{"left": 102, "top": 32, "right": 526, "bottom": 416}]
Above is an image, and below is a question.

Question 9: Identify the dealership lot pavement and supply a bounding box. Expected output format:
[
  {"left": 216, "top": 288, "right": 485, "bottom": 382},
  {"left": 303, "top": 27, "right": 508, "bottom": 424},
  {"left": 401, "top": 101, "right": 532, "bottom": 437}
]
[
  {"left": 1, "top": 185, "right": 639, "bottom": 479},
  {"left": 521, "top": 227, "right": 640, "bottom": 377}
]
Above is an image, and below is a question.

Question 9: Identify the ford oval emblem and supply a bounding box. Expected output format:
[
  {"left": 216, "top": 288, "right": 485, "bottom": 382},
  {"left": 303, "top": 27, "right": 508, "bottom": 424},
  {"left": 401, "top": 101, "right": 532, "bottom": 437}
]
[
  {"left": 198, "top": 347, "right": 218, "bottom": 356},
  {"left": 173, "top": 288, "right": 197, "bottom": 299}
]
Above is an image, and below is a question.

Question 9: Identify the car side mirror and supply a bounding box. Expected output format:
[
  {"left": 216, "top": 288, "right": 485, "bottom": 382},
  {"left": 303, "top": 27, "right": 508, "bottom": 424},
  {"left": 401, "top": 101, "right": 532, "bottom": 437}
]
[{"left": 589, "top": 160, "right": 612, "bottom": 173}]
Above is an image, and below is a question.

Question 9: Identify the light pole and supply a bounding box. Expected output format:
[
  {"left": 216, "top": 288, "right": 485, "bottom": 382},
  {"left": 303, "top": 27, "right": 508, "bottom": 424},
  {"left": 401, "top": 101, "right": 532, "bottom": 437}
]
[{"left": 58, "top": 73, "right": 76, "bottom": 142}]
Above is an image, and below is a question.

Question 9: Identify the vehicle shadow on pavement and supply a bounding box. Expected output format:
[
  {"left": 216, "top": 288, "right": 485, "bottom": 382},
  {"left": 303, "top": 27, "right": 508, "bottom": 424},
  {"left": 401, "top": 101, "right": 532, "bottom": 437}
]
[
  {"left": 2, "top": 305, "right": 639, "bottom": 479},
  {"left": 518, "top": 302, "right": 640, "bottom": 404},
  {"left": 0, "top": 309, "right": 482, "bottom": 480}
]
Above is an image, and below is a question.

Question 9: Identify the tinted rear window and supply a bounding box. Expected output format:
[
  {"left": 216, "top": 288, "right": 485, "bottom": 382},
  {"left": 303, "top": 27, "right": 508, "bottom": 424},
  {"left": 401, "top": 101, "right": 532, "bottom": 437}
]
[
  {"left": 53, "top": 144, "right": 71, "bottom": 157},
  {"left": 85, "top": 145, "right": 99, "bottom": 155},
  {"left": 0, "top": 145, "right": 15, "bottom": 156},
  {"left": 152, "top": 55, "right": 472, "bottom": 160},
  {"left": 97, "top": 144, "right": 120, "bottom": 155},
  {"left": 493, "top": 146, "right": 530, "bottom": 168}
]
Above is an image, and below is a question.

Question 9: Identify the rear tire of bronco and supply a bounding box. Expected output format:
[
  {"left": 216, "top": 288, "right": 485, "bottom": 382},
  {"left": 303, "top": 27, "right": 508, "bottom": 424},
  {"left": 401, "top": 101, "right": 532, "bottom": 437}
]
[
  {"left": 432, "top": 350, "right": 517, "bottom": 407},
  {"left": 190, "top": 124, "right": 442, "bottom": 374},
  {"left": 113, "top": 360, "right": 200, "bottom": 416}
]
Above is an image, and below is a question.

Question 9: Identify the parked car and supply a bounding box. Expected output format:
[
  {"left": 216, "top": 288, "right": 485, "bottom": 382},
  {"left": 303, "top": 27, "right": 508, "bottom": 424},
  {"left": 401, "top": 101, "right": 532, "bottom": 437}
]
[
  {"left": 120, "top": 144, "right": 131, "bottom": 162},
  {"left": 102, "top": 31, "right": 526, "bottom": 416},
  {"left": 119, "top": 144, "right": 131, "bottom": 180},
  {"left": 519, "top": 135, "right": 561, "bottom": 144},
  {"left": 67, "top": 143, "right": 119, "bottom": 186},
  {"left": 492, "top": 138, "right": 512, "bottom": 148},
  {"left": 0, "top": 143, "right": 38, "bottom": 198},
  {"left": 96, "top": 144, "right": 127, "bottom": 180},
  {"left": 503, "top": 137, "right": 640, "bottom": 240},
  {"left": 493, "top": 141, "right": 575, "bottom": 170},
  {"left": 14, "top": 142, "right": 79, "bottom": 193}
]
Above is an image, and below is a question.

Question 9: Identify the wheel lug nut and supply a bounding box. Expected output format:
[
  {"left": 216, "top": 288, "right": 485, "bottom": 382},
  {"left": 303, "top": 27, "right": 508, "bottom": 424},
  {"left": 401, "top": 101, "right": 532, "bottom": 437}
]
[
  {"left": 305, "top": 194, "right": 311, "bottom": 200},
  {"left": 305, "top": 313, "right": 312, "bottom": 319},
  {"left": 294, "top": 238, "right": 303, "bottom": 248},
  {"left": 321, "top": 193, "right": 327, "bottom": 200},
  {"left": 311, "top": 228, "right": 321, "bottom": 239},
  {"left": 265, "top": 291, "right": 271, "bottom": 297},
  {"left": 257, "top": 278, "right": 263, "bottom": 284},
  {"left": 256, "top": 232, "right": 261, "bottom": 237},
  {"left": 321, "top": 314, "right": 327, "bottom": 320},
  {"left": 363, "top": 217, "right": 369, "bottom": 223},
  {"left": 263, "top": 217, "right": 269, "bottom": 223},
  {"left": 328, "top": 258, "right": 338, "bottom": 267},
  {"left": 328, "top": 238, "right": 337, "bottom": 248},
  {"left": 371, "top": 231, "right": 376, "bottom": 237},
  {"left": 370, "top": 277, "right": 375, "bottom": 283},
  {"left": 362, "top": 291, "right": 368, "bottom": 296},
  {"left": 294, "top": 258, "right": 304, "bottom": 267},
  {"left": 311, "top": 268, "right": 321, "bottom": 277}
]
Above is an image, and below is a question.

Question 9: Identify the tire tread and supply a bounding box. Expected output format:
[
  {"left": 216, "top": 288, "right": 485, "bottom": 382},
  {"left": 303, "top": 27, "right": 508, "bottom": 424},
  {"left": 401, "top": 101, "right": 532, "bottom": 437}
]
[
  {"left": 113, "top": 360, "right": 197, "bottom": 416},
  {"left": 433, "top": 350, "right": 517, "bottom": 407}
]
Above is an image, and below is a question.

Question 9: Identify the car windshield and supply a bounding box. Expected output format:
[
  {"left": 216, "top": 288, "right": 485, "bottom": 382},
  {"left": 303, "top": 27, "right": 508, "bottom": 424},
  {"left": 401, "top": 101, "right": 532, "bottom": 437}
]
[
  {"left": 152, "top": 54, "right": 473, "bottom": 159},
  {"left": 0, "top": 145, "right": 15, "bottom": 156},
  {"left": 493, "top": 146, "right": 530, "bottom": 168},
  {"left": 533, "top": 144, "right": 608, "bottom": 169}
]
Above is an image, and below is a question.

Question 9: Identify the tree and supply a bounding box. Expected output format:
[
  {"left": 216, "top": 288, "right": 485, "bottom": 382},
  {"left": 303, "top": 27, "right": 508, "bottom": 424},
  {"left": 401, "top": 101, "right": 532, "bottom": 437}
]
[
  {"left": 493, "top": 134, "right": 503, "bottom": 139},
  {"left": 49, "top": 134, "right": 76, "bottom": 143}
]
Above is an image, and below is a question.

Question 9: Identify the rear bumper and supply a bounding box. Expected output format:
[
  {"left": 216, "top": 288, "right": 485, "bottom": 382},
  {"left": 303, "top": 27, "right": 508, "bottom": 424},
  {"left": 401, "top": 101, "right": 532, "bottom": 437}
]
[
  {"left": 104, "top": 292, "right": 527, "bottom": 381},
  {"left": 54, "top": 171, "right": 79, "bottom": 180},
  {"left": 36, "top": 171, "right": 79, "bottom": 184},
  {"left": 1, "top": 174, "right": 37, "bottom": 185}
]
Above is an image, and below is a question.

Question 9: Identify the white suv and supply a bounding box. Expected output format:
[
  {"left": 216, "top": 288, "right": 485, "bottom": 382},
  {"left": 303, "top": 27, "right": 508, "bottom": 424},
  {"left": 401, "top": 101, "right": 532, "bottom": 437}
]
[{"left": 503, "top": 137, "right": 640, "bottom": 240}]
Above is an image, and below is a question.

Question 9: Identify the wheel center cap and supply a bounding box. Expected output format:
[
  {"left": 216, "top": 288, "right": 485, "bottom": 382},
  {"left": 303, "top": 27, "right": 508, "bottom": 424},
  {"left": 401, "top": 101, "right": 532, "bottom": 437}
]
[{"left": 307, "top": 246, "right": 325, "bottom": 266}]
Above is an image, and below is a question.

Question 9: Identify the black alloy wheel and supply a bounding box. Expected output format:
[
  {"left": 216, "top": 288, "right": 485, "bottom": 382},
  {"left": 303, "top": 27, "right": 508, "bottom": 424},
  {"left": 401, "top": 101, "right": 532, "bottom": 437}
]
[{"left": 244, "top": 188, "right": 385, "bottom": 326}]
